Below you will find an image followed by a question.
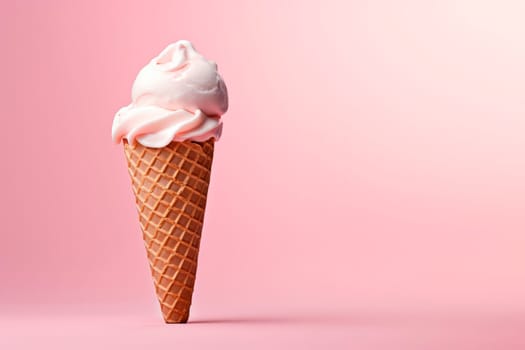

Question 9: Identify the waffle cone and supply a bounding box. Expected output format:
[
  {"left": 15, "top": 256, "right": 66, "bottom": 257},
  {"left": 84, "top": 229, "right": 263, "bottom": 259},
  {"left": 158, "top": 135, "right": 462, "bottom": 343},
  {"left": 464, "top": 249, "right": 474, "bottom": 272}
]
[{"left": 123, "top": 139, "right": 215, "bottom": 323}]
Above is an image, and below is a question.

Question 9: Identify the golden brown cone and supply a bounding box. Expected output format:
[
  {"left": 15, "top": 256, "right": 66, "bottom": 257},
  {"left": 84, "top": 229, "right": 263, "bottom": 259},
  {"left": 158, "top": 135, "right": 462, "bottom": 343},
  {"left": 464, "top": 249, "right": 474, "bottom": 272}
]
[{"left": 123, "top": 139, "right": 214, "bottom": 323}]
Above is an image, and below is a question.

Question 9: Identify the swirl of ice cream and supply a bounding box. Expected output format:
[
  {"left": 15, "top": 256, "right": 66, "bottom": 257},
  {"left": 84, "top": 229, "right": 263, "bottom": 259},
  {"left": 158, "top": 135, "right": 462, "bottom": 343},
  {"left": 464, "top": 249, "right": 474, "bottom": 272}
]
[{"left": 112, "top": 40, "right": 228, "bottom": 148}]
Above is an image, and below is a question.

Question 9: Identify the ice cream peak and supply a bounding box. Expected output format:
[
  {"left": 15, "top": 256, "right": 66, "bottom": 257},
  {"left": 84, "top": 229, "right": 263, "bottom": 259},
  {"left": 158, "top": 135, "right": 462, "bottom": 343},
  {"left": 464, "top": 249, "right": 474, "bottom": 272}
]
[{"left": 112, "top": 40, "right": 228, "bottom": 148}]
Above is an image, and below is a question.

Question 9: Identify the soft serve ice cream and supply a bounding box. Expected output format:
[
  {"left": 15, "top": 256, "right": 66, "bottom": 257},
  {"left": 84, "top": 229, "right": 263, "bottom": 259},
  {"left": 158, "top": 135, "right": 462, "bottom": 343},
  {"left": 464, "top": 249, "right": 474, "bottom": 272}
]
[
  {"left": 112, "top": 40, "right": 228, "bottom": 148},
  {"left": 113, "top": 40, "right": 228, "bottom": 323}
]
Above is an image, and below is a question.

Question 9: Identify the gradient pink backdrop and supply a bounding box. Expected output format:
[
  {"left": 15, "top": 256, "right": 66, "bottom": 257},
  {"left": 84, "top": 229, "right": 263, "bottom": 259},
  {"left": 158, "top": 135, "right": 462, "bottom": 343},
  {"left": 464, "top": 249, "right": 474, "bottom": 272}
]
[{"left": 2, "top": 0, "right": 525, "bottom": 348}]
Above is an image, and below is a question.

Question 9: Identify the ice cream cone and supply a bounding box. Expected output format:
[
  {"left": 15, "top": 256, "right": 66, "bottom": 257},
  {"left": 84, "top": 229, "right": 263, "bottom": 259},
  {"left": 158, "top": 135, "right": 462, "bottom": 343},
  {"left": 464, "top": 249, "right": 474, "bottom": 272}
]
[
  {"left": 113, "top": 41, "right": 227, "bottom": 323},
  {"left": 123, "top": 138, "right": 215, "bottom": 323}
]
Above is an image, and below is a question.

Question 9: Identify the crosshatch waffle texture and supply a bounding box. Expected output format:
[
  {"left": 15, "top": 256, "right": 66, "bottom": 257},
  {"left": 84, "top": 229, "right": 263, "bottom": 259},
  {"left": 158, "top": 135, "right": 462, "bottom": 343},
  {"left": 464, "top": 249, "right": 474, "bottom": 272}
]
[{"left": 123, "top": 139, "right": 215, "bottom": 323}]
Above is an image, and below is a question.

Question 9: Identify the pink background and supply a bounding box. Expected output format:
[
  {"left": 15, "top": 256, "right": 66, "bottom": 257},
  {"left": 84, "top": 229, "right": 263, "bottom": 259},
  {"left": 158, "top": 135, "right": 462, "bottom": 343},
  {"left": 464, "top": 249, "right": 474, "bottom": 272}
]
[{"left": 2, "top": 0, "right": 525, "bottom": 348}]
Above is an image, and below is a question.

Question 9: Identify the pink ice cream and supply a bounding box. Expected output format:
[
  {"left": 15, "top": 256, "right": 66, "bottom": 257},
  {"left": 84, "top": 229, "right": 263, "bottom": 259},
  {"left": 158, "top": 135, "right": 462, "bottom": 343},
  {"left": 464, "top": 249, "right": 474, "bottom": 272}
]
[{"left": 112, "top": 40, "right": 228, "bottom": 148}]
